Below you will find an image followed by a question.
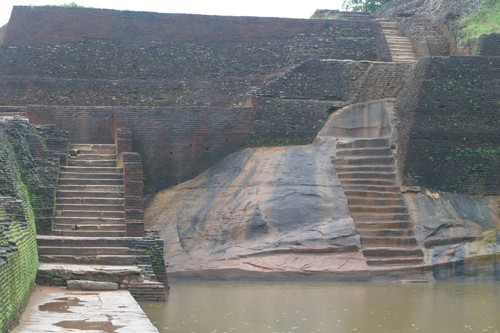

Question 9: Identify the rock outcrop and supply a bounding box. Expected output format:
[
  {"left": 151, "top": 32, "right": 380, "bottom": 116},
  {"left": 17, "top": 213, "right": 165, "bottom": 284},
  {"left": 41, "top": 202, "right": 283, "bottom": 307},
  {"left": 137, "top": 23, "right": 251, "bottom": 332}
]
[
  {"left": 146, "top": 99, "right": 499, "bottom": 280},
  {"left": 145, "top": 137, "right": 367, "bottom": 277}
]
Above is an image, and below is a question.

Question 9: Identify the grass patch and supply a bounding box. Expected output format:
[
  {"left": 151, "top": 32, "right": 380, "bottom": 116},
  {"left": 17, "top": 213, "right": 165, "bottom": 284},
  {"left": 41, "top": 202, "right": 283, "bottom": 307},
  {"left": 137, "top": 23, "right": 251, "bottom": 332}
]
[{"left": 461, "top": 0, "right": 500, "bottom": 42}]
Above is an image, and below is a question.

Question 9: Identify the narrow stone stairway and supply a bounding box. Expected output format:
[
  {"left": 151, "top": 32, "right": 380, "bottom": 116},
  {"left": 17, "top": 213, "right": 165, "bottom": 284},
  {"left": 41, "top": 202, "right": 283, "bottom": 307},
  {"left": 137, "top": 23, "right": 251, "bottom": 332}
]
[
  {"left": 0, "top": 106, "right": 28, "bottom": 122},
  {"left": 332, "top": 138, "right": 425, "bottom": 268},
  {"left": 377, "top": 19, "right": 418, "bottom": 62},
  {"left": 53, "top": 144, "right": 125, "bottom": 237},
  {"left": 37, "top": 143, "right": 166, "bottom": 301}
]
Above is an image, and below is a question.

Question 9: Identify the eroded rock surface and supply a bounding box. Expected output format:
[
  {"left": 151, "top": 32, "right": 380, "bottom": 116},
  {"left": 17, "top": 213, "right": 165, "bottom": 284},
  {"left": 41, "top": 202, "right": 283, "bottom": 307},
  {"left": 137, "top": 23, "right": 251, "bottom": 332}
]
[{"left": 145, "top": 138, "right": 363, "bottom": 275}]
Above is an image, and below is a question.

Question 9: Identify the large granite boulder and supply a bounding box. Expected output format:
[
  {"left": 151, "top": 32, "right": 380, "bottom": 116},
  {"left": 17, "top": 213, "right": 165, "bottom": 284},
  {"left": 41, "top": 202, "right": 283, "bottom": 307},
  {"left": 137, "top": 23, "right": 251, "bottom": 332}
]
[{"left": 145, "top": 138, "right": 364, "bottom": 276}]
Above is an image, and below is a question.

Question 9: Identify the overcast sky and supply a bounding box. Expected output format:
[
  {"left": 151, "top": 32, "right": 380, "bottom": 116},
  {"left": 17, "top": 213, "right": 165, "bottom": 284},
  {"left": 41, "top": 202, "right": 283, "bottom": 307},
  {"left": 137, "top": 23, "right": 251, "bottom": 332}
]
[{"left": 1, "top": 0, "right": 344, "bottom": 27}]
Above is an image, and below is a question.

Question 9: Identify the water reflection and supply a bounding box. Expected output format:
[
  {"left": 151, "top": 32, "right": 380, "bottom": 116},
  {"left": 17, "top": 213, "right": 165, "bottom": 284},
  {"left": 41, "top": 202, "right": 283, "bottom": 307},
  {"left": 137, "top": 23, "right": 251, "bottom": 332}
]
[{"left": 140, "top": 280, "right": 500, "bottom": 333}]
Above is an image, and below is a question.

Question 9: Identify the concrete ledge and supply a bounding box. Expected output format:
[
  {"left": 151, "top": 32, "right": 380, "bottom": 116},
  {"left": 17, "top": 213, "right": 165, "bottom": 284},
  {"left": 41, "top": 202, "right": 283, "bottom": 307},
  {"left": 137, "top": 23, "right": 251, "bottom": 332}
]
[{"left": 11, "top": 286, "right": 158, "bottom": 332}]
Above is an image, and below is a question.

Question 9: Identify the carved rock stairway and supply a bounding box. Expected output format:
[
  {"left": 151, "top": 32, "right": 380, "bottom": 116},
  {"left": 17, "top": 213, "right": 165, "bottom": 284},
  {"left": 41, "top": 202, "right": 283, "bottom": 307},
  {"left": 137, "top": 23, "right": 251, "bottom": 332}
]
[
  {"left": 332, "top": 138, "right": 425, "bottom": 269},
  {"left": 377, "top": 19, "right": 418, "bottom": 62},
  {"left": 37, "top": 143, "right": 166, "bottom": 301}
]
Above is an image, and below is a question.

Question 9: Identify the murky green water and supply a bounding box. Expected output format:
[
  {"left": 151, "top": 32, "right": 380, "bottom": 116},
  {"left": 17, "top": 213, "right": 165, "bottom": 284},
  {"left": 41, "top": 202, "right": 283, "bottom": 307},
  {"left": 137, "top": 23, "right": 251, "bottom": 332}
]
[{"left": 140, "top": 280, "right": 500, "bottom": 333}]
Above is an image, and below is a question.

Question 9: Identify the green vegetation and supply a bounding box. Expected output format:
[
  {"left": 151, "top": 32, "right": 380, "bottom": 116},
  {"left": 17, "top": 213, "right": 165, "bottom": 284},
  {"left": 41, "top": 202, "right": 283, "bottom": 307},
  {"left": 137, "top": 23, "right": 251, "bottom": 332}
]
[
  {"left": 461, "top": 0, "right": 500, "bottom": 42},
  {"left": 342, "top": 0, "right": 390, "bottom": 13},
  {"left": 58, "top": 2, "right": 85, "bottom": 7}
]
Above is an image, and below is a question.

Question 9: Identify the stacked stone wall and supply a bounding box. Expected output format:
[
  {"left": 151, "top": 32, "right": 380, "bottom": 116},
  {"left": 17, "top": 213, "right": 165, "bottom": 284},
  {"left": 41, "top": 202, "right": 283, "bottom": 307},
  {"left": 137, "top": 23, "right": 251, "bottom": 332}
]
[
  {"left": 3, "top": 6, "right": 386, "bottom": 49},
  {"left": 0, "top": 6, "right": 391, "bottom": 109},
  {"left": 257, "top": 59, "right": 414, "bottom": 105},
  {"left": 0, "top": 121, "right": 68, "bottom": 332},
  {"left": 472, "top": 33, "right": 500, "bottom": 56},
  {"left": 395, "top": 56, "right": 500, "bottom": 195}
]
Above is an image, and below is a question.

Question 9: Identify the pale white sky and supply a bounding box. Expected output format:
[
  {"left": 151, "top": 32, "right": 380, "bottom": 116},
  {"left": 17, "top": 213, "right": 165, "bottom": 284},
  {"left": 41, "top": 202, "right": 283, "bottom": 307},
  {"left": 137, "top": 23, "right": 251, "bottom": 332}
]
[{"left": 0, "top": 0, "right": 344, "bottom": 27}]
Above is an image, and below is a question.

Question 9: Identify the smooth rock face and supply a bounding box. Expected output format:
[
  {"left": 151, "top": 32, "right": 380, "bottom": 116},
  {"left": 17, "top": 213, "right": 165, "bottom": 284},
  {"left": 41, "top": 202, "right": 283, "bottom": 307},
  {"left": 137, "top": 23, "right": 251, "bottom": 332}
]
[
  {"left": 145, "top": 137, "right": 361, "bottom": 273},
  {"left": 67, "top": 280, "right": 118, "bottom": 291},
  {"left": 405, "top": 189, "right": 499, "bottom": 248}
]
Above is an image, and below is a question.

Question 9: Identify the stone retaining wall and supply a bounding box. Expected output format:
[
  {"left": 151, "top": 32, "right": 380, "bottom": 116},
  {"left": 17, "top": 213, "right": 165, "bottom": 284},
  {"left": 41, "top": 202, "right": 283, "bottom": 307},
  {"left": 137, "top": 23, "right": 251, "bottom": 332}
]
[
  {"left": 396, "top": 56, "right": 500, "bottom": 195},
  {"left": 0, "top": 121, "right": 68, "bottom": 332}
]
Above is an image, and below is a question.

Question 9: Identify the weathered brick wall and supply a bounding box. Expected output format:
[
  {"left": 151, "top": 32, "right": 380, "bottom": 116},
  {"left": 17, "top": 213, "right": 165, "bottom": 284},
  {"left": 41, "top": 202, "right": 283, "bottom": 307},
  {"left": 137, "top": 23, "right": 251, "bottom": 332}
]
[
  {"left": 27, "top": 102, "right": 331, "bottom": 192},
  {"left": 3, "top": 6, "right": 386, "bottom": 49},
  {"left": 257, "top": 59, "right": 414, "bottom": 104},
  {"left": 0, "top": 7, "right": 391, "bottom": 109},
  {"left": 395, "top": 56, "right": 500, "bottom": 195},
  {"left": 0, "top": 121, "right": 68, "bottom": 332}
]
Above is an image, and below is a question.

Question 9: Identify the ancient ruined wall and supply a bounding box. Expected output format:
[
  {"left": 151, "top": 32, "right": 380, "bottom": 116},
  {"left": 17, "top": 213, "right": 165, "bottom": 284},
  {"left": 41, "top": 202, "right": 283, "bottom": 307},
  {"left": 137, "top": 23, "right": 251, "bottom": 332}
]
[
  {"left": 0, "top": 121, "right": 68, "bottom": 332},
  {"left": 0, "top": 6, "right": 390, "bottom": 108},
  {"left": 396, "top": 56, "right": 500, "bottom": 195},
  {"left": 27, "top": 103, "right": 331, "bottom": 191},
  {"left": 3, "top": 6, "right": 387, "bottom": 48},
  {"left": 257, "top": 59, "right": 414, "bottom": 105}
]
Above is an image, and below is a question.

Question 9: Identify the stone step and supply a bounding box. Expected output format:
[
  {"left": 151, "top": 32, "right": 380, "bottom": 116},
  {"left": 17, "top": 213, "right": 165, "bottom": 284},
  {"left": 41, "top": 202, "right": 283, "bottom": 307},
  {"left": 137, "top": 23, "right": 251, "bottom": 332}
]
[
  {"left": 59, "top": 172, "right": 123, "bottom": 179},
  {"left": 389, "top": 45, "right": 416, "bottom": 50},
  {"left": 72, "top": 144, "right": 116, "bottom": 154},
  {"left": 379, "top": 22, "right": 398, "bottom": 28},
  {"left": 57, "top": 185, "right": 124, "bottom": 192},
  {"left": 56, "top": 210, "right": 125, "bottom": 218},
  {"left": 39, "top": 254, "right": 137, "bottom": 265},
  {"left": 57, "top": 178, "right": 123, "bottom": 186},
  {"left": 54, "top": 216, "right": 124, "bottom": 224},
  {"left": 38, "top": 246, "right": 131, "bottom": 256},
  {"left": 56, "top": 203, "right": 124, "bottom": 211},
  {"left": 393, "top": 57, "right": 418, "bottom": 61},
  {"left": 342, "top": 185, "right": 400, "bottom": 192},
  {"left": 37, "top": 235, "right": 131, "bottom": 247},
  {"left": 36, "top": 263, "right": 142, "bottom": 286},
  {"left": 336, "top": 147, "right": 392, "bottom": 157},
  {"left": 336, "top": 138, "right": 390, "bottom": 149},
  {"left": 362, "top": 236, "right": 417, "bottom": 247},
  {"left": 335, "top": 165, "right": 395, "bottom": 173},
  {"left": 60, "top": 166, "right": 123, "bottom": 174},
  {"left": 351, "top": 213, "right": 410, "bottom": 221},
  {"left": 347, "top": 197, "right": 405, "bottom": 206},
  {"left": 391, "top": 52, "right": 418, "bottom": 57},
  {"left": 53, "top": 223, "right": 125, "bottom": 231},
  {"left": 67, "top": 159, "right": 117, "bottom": 167},
  {"left": 338, "top": 179, "right": 397, "bottom": 186},
  {"left": 337, "top": 172, "right": 396, "bottom": 180},
  {"left": 367, "top": 257, "right": 424, "bottom": 266},
  {"left": 359, "top": 229, "right": 414, "bottom": 237},
  {"left": 57, "top": 197, "right": 124, "bottom": 205},
  {"left": 386, "top": 37, "right": 413, "bottom": 43},
  {"left": 52, "top": 230, "right": 126, "bottom": 237},
  {"left": 354, "top": 221, "right": 414, "bottom": 229},
  {"left": 70, "top": 154, "right": 117, "bottom": 160},
  {"left": 56, "top": 190, "right": 124, "bottom": 198},
  {"left": 332, "top": 156, "right": 394, "bottom": 166},
  {"left": 128, "top": 280, "right": 166, "bottom": 301},
  {"left": 363, "top": 246, "right": 424, "bottom": 258},
  {"left": 392, "top": 58, "right": 418, "bottom": 62},
  {"left": 350, "top": 205, "right": 408, "bottom": 214},
  {"left": 345, "top": 190, "right": 402, "bottom": 198}
]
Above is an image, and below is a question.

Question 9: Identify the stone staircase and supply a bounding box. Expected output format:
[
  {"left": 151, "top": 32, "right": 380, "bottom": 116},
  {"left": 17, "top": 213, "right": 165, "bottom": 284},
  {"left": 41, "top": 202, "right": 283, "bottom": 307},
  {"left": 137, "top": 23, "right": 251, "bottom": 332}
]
[
  {"left": 53, "top": 144, "right": 125, "bottom": 237},
  {"left": 0, "top": 106, "right": 28, "bottom": 122},
  {"left": 377, "top": 19, "right": 418, "bottom": 62},
  {"left": 332, "top": 138, "right": 425, "bottom": 268},
  {"left": 37, "top": 143, "right": 166, "bottom": 301}
]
